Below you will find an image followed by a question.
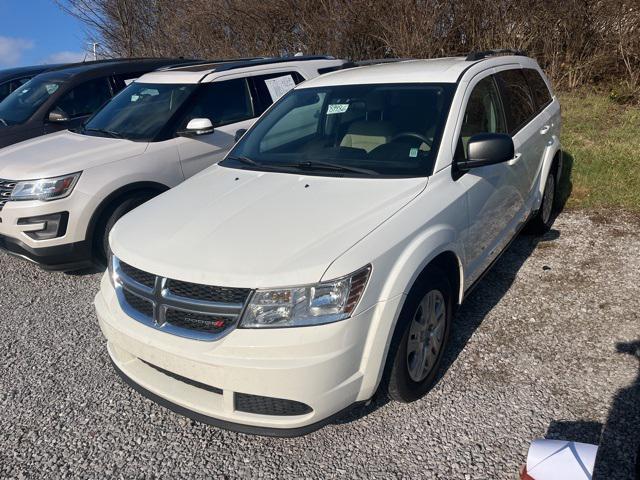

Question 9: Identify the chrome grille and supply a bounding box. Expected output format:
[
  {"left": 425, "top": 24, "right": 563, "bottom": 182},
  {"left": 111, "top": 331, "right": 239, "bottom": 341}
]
[
  {"left": 0, "top": 179, "right": 16, "bottom": 211},
  {"left": 112, "top": 257, "right": 252, "bottom": 341}
]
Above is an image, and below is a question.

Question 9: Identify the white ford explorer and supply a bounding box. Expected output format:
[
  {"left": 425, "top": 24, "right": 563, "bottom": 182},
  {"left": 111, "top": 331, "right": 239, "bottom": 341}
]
[
  {"left": 95, "top": 51, "right": 562, "bottom": 436},
  {"left": 0, "top": 56, "right": 347, "bottom": 270}
]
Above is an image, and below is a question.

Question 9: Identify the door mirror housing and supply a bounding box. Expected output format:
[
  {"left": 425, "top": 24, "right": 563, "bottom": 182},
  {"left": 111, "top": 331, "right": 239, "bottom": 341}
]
[
  {"left": 179, "top": 118, "right": 214, "bottom": 136},
  {"left": 234, "top": 129, "right": 247, "bottom": 143},
  {"left": 457, "top": 133, "right": 514, "bottom": 171},
  {"left": 48, "top": 107, "right": 70, "bottom": 123}
]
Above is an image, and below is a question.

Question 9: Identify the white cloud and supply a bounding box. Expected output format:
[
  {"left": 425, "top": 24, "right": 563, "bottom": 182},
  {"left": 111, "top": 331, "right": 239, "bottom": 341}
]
[
  {"left": 42, "top": 50, "right": 88, "bottom": 64},
  {"left": 0, "top": 36, "right": 35, "bottom": 67}
]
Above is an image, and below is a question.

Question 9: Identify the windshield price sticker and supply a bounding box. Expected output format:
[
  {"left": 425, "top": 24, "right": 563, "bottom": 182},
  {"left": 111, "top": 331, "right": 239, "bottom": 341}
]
[
  {"left": 264, "top": 75, "right": 296, "bottom": 101},
  {"left": 327, "top": 104, "right": 349, "bottom": 114}
]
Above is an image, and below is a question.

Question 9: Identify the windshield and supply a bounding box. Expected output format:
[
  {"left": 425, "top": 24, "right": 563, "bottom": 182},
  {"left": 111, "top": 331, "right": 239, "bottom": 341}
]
[
  {"left": 222, "top": 83, "right": 454, "bottom": 177},
  {"left": 81, "top": 82, "right": 196, "bottom": 141},
  {"left": 0, "top": 77, "right": 62, "bottom": 126}
]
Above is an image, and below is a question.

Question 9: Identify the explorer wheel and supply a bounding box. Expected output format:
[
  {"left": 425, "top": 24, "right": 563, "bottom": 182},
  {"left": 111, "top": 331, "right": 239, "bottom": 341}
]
[
  {"left": 94, "top": 193, "right": 155, "bottom": 265},
  {"left": 381, "top": 267, "right": 452, "bottom": 402},
  {"left": 527, "top": 170, "right": 556, "bottom": 234}
]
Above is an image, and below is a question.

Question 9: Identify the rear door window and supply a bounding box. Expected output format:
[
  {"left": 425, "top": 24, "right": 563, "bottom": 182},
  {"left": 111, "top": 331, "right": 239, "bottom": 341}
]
[
  {"left": 250, "top": 72, "right": 306, "bottom": 115},
  {"left": 523, "top": 69, "right": 552, "bottom": 111},
  {"left": 179, "top": 78, "right": 254, "bottom": 128},
  {"left": 495, "top": 69, "right": 536, "bottom": 135},
  {"left": 52, "top": 77, "right": 113, "bottom": 118}
]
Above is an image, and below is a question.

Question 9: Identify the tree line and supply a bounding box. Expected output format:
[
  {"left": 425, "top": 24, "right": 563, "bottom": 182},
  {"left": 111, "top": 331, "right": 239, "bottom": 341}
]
[{"left": 59, "top": 0, "right": 639, "bottom": 93}]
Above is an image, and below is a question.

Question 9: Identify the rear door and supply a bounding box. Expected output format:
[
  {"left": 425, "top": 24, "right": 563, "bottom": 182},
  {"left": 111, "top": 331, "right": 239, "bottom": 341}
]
[
  {"left": 523, "top": 67, "right": 558, "bottom": 202},
  {"left": 494, "top": 68, "right": 546, "bottom": 217},
  {"left": 176, "top": 71, "right": 305, "bottom": 179}
]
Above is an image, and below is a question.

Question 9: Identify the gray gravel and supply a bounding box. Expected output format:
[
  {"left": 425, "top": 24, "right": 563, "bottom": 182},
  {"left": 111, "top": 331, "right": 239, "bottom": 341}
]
[{"left": 1, "top": 210, "right": 638, "bottom": 479}]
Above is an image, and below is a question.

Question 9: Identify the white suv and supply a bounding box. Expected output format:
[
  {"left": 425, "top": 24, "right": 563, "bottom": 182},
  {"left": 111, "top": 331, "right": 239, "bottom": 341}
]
[
  {"left": 0, "top": 56, "right": 348, "bottom": 270},
  {"left": 96, "top": 51, "right": 562, "bottom": 436}
]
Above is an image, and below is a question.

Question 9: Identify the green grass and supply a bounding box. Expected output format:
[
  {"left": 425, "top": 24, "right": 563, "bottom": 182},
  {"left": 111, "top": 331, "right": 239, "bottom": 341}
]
[{"left": 560, "top": 91, "right": 640, "bottom": 211}]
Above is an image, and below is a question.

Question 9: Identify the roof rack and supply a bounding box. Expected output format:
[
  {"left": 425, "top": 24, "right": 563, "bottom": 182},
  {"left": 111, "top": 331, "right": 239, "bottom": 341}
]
[
  {"left": 158, "top": 57, "right": 265, "bottom": 71},
  {"left": 211, "top": 55, "right": 337, "bottom": 73},
  {"left": 354, "top": 58, "right": 412, "bottom": 66},
  {"left": 465, "top": 49, "right": 527, "bottom": 61}
]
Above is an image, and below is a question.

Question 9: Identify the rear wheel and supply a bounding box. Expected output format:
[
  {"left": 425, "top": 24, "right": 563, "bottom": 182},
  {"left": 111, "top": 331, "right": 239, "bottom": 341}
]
[
  {"left": 527, "top": 170, "right": 556, "bottom": 234},
  {"left": 93, "top": 193, "right": 156, "bottom": 266},
  {"left": 381, "top": 267, "right": 452, "bottom": 402}
]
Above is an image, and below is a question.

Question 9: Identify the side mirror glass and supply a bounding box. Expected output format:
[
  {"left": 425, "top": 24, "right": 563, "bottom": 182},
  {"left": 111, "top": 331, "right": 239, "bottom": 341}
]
[
  {"left": 179, "top": 118, "right": 214, "bottom": 136},
  {"left": 48, "top": 107, "right": 69, "bottom": 123},
  {"left": 457, "top": 133, "right": 514, "bottom": 170},
  {"left": 234, "top": 128, "right": 247, "bottom": 143}
]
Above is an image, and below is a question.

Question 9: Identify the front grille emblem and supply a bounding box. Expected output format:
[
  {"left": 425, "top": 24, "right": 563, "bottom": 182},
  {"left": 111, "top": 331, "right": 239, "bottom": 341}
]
[{"left": 111, "top": 257, "right": 251, "bottom": 341}]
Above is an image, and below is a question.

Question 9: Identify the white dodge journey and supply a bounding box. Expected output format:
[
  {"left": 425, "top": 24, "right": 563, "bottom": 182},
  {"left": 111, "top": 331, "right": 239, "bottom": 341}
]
[{"left": 95, "top": 51, "right": 562, "bottom": 436}]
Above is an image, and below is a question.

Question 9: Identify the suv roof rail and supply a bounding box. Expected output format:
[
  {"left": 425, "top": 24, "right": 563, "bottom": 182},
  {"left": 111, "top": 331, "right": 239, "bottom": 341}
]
[
  {"left": 44, "top": 57, "right": 194, "bottom": 72},
  {"left": 354, "top": 58, "right": 412, "bottom": 66},
  {"left": 212, "top": 55, "right": 337, "bottom": 73},
  {"left": 158, "top": 57, "right": 265, "bottom": 71},
  {"left": 465, "top": 49, "right": 527, "bottom": 61}
]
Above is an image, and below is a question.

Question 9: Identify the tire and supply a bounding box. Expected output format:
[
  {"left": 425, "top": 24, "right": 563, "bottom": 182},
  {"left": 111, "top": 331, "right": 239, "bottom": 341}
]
[
  {"left": 380, "top": 266, "right": 452, "bottom": 402},
  {"left": 93, "top": 193, "right": 156, "bottom": 265},
  {"left": 527, "top": 169, "right": 556, "bottom": 235}
]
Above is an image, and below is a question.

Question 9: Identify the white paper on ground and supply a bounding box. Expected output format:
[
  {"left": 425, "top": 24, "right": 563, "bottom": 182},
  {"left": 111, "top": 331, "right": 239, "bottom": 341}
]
[
  {"left": 264, "top": 75, "right": 296, "bottom": 102},
  {"left": 526, "top": 439, "right": 598, "bottom": 480}
]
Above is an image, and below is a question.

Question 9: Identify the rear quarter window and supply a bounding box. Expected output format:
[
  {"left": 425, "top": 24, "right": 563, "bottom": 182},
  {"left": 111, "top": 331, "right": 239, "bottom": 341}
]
[
  {"left": 523, "top": 68, "right": 552, "bottom": 111},
  {"left": 495, "top": 69, "right": 536, "bottom": 135},
  {"left": 250, "top": 72, "right": 306, "bottom": 115}
]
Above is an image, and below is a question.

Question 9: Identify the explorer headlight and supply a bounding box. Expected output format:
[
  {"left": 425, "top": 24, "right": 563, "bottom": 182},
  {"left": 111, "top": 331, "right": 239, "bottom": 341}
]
[
  {"left": 10, "top": 172, "right": 81, "bottom": 201},
  {"left": 240, "top": 266, "right": 371, "bottom": 328}
]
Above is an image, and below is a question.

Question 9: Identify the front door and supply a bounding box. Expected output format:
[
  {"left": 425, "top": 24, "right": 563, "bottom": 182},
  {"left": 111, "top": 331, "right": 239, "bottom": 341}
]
[
  {"left": 456, "top": 74, "right": 515, "bottom": 285},
  {"left": 176, "top": 78, "right": 256, "bottom": 179}
]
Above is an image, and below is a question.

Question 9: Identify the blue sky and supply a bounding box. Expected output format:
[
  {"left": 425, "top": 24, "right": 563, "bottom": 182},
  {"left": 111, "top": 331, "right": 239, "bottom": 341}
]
[{"left": 0, "top": 0, "right": 89, "bottom": 68}]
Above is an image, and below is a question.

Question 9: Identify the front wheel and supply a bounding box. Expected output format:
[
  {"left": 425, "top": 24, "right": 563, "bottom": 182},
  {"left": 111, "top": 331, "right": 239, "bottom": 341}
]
[
  {"left": 93, "top": 193, "right": 156, "bottom": 266},
  {"left": 381, "top": 268, "right": 452, "bottom": 402}
]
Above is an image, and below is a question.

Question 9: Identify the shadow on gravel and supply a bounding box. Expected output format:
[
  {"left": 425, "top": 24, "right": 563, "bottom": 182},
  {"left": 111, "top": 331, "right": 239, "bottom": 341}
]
[
  {"left": 557, "top": 150, "right": 574, "bottom": 213},
  {"left": 544, "top": 340, "right": 640, "bottom": 479}
]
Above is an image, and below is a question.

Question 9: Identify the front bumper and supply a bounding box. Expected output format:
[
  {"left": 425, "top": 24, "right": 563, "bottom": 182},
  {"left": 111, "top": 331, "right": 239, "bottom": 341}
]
[
  {"left": 95, "top": 273, "right": 397, "bottom": 436},
  {"left": 0, "top": 192, "right": 94, "bottom": 270},
  {"left": 0, "top": 233, "right": 93, "bottom": 271}
]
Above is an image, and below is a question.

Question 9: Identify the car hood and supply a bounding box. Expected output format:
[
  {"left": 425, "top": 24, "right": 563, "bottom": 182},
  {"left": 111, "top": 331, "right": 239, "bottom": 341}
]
[
  {"left": 111, "top": 166, "right": 428, "bottom": 288},
  {"left": 0, "top": 130, "right": 148, "bottom": 179}
]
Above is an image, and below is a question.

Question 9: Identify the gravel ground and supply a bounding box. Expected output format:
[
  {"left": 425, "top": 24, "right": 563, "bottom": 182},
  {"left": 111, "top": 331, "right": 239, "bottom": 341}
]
[{"left": 0, "top": 210, "right": 638, "bottom": 479}]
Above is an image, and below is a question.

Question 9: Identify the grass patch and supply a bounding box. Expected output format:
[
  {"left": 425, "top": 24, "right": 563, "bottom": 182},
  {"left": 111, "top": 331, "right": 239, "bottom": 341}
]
[{"left": 560, "top": 91, "right": 640, "bottom": 211}]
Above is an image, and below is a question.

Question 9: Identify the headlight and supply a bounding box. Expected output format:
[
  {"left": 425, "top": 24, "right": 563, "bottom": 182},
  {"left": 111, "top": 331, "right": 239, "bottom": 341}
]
[
  {"left": 10, "top": 172, "right": 81, "bottom": 201},
  {"left": 240, "top": 265, "right": 371, "bottom": 328}
]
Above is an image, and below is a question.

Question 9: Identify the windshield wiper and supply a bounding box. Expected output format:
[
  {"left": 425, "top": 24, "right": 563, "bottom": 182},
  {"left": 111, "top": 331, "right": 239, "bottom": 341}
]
[
  {"left": 226, "top": 155, "right": 264, "bottom": 167},
  {"left": 0, "top": 118, "right": 7, "bottom": 126},
  {"left": 291, "top": 161, "right": 378, "bottom": 176},
  {"left": 84, "top": 127, "right": 124, "bottom": 139}
]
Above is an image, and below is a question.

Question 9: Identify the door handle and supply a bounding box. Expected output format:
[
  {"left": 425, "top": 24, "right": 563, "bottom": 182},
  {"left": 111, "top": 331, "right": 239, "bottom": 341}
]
[
  {"left": 507, "top": 153, "right": 522, "bottom": 165},
  {"left": 539, "top": 125, "right": 550, "bottom": 135}
]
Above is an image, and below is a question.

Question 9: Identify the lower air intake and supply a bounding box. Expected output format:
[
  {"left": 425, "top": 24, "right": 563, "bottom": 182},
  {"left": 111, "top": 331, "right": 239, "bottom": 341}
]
[{"left": 235, "top": 392, "right": 312, "bottom": 416}]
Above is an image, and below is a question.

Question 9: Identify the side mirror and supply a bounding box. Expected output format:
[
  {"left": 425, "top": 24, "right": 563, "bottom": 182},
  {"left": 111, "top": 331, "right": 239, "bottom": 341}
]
[
  {"left": 48, "top": 107, "right": 69, "bottom": 123},
  {"left": 457, "top": 133, "right": 514, "bottom": 171},
  {"left": 234, "top": 129, "right": 247, "bottom": 143},
  {"left": 179, "top": 118, "right": 214, "bottom": 136}
]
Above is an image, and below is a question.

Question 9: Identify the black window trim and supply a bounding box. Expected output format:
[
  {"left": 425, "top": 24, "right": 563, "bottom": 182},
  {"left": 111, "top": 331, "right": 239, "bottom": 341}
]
[
  {"left": 153, "top": 77, "right": 256, "bottom": 142},
  {"left": 495, "top": 67, "right": 539, "bottom": 137},
  {"left": 247, "top": 70, "right": 306, "bottom": 115},
  {"left": 453, "top": 72, "right": 508, "bottom": 167},
  {"left": 49, "top": 76, "right": 115, "bottom": 120},
  {"left": 522, "top": 68, "right": 553, "bottom": 113}
]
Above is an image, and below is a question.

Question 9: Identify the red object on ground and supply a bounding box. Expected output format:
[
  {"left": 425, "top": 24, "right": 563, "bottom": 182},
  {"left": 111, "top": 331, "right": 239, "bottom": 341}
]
[{"left": 520, "top": 465, "right": 536, "bottom": 480}]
